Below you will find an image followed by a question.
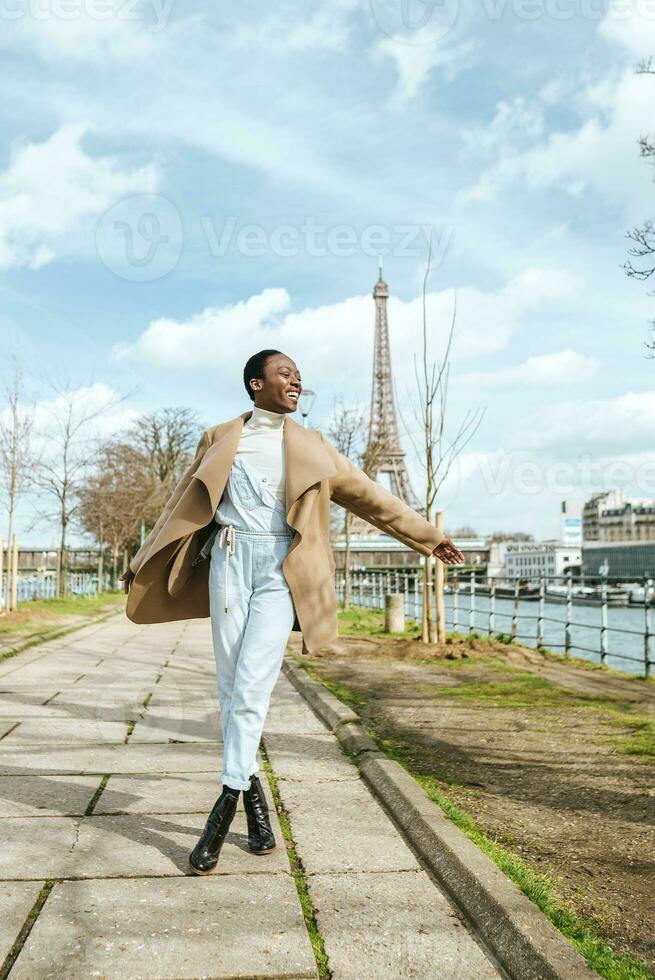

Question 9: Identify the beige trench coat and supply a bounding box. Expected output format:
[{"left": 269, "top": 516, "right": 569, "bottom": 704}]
[{"left": 125, "top": 409, "right": 445, "bottom": 654}]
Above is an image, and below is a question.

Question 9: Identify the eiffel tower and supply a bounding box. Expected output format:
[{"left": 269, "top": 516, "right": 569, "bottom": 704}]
[{"left": 364, "top": 264, "right": 423, "bottom": 512}]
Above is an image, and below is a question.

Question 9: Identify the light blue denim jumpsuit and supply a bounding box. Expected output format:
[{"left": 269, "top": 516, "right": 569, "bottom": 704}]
[{"left": 208, "top": 455, "right": 296, "bottom": 790}]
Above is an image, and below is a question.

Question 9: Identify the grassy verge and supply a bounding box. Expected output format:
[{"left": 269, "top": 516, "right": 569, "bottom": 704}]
[
  {"left": 337, "top": 607, "right": 654, "bottom": 759},
  {"left": 0, "top": 591, "right": 124, "bottom": 635}
]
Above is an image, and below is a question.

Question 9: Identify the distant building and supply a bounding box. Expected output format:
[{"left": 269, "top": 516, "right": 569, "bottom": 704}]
[
  {"left": 560, "top": 499, "right": 582, "bottom": 546},
  {"left": 505, "top": 541, "right": 581, "bottom": 580},
  {"left": 581, "top": 542, "right": 655, "bottom": 579},
  {"left": 331, "top": 535, "right": 490, "bottom": 570},
  {"left": 583, "top": 490, "right": 655, "bottom": 542}
]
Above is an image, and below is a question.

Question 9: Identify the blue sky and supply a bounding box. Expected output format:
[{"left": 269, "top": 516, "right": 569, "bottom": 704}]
[{"left": 1, "top": 0, "right": 655, "bottom": 546}]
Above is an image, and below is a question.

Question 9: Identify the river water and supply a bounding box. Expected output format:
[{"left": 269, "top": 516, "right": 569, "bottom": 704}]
[{"left": 341, "top": 579, "right": 651, "bottom": 676}]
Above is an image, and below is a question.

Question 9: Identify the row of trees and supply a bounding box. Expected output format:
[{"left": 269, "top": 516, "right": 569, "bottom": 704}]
[{"left": 0, "top": 360, "right": 205, "bottom": 596}]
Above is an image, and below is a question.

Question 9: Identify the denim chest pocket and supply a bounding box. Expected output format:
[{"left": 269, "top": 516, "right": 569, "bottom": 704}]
[{"left": 230, "top": 467, "right": 260, "bottom": 508}]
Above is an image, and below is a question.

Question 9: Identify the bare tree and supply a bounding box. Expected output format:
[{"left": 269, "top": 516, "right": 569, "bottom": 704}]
[
  {"left": 125, "top": 406, "right": 204, "bottom": 546},
  {"left": 128, "top": 407, "right": 203, "bottom": 486},
  {"left": 31, "top": 372, "right": 128, "bottom": 596},
  {"left": 623, "top": 58, "right": 655, "bottom": 352},
  {"left": 78, "top": 441, "right": 159, "bottom": 588},
  {"left": 404, "top": 239, "right": 485, "bottom": 643},
  {"left": 326, "top": 399, "right": 368, "bottom": 610},
  {"left": 0, "top": 357, "right": 34, "bottom": 548}
]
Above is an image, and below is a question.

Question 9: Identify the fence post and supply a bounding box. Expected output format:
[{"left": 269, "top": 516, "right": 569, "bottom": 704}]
[
  {"left": 537, "top": 575, "right": 545, "bottom": 647},
  {"left": 644, "top": 578, "right": 652, "bottom": 679},
  {"left": 489, "top": 578, "right": 496, "bottom": 637},
  {"left": 511, "top": 579, "right": 519, "bottom": 641},
  {"left": 10, "top": 535, "right": 18, "bottom": 611},
  {"left": 453, "top": 573, "right": 459, "bottom": 634},
  {"left": 565, "top": 570, "right": 572, "bottom": 658},
  {"left": 600, "top": 577, "right": 608, "bottom": 666},
  {"left": 469, "top": 571, "right": 476, "bottom": 634}
]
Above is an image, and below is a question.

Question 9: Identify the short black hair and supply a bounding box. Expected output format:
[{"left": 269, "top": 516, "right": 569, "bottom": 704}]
[{"left": 243, "top": 349, "right": 283, "bottom": 402}]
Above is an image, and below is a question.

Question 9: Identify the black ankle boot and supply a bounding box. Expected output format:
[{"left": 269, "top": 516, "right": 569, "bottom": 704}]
[
  {"left": 189, "top": 787, "right": 239, "bottom": 875},
  {"left": 242, "top": 772, "right": 276, "bottom": 854}
]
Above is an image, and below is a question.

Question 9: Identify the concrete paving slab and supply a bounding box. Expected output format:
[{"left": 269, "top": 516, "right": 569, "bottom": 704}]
[
  {"left": 2, "top": 719, "right": 130, "bottom": 744},
  {"left": 0, "top": 690, "right": 81, "bottom": 719},
  {"left": 276, "top": 780, "right": 420, "bottom": 875},
  {"left": 0, "top": 660, "right": 104, "bottom": 685},
  {"left": 96, "top": 806, "right": 285, "bottom": 877},
  {"left": 129, "top": 708, "right": 222, "bottom": 744},
  {"left": 263, "top": 696, "right": 330, "bottom": 735},
  {"left": 93, "top": 774, "right": 224, "bottom": 814},
  {"left": 1, "top": 741, "right": 222, "bottom": 775},
  {"left": 0, "top": 774, "right": 102, "bottom": 816},
  {"left": 36, "top": 691, "right": 149, "bottom": 724},
  {"left": 20, "top": 810, "right": 289, "bottom": 879},
  {"left": 11, "top": 875, "right": 318, "bottom": 980},
  {"left": 0, "top": 880, "right": 44, "bottom": 964},
  {"left": 264, "top": 733, "right": 360, "bottom": 782},
  {"left": 0, "top": 817, "right": 82, "bottom": 878},
  {"left": 308, "top": 870, "right": 500, "bottom": 979},
  {"left": 0, "top": 684, "right": 60, "bottom": 697}
]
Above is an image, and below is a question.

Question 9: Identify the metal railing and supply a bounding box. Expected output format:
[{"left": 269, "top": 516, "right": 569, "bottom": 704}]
[
  {"left": 335, "top": 568, "right": 654, "bottom": 678},
  {"left": 1, "top": 571, "right": 116, "bottom": 605}
]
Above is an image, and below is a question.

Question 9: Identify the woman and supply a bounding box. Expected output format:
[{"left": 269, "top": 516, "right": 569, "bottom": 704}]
[{"left": 120, "top": 349, "right": 465, "bottom": 875}]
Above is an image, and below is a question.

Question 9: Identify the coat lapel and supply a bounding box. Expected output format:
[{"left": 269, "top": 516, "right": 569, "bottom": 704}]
[{"left": 143, "top": 409, "right": 337, "bottom": 570}]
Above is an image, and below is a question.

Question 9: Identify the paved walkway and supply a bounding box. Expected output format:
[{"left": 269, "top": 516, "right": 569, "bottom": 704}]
[{"left": 0, "top": 614, "right": 502, "bottom": 979}]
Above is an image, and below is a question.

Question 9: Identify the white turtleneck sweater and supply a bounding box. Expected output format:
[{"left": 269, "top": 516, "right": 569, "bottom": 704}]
[{"left": 235, "top": 404, "right": 287, "bottom": 503}]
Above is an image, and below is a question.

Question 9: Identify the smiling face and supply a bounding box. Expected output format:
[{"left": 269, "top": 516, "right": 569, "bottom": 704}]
[{"left": 250, "top": 353, "right": 302, "bottom": 414}]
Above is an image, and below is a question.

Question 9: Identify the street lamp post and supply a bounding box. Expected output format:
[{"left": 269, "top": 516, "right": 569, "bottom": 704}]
[{"left": 297, "top": 389, "right": 316, "bottom": 428}]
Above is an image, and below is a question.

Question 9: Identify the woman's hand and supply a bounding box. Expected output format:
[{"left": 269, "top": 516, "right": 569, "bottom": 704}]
[
  {"left": 119, "top": 569, "right": 135, "bottom": 594},
  {"left": 432, "top": 536, "right": 465, "bottom": 564}
]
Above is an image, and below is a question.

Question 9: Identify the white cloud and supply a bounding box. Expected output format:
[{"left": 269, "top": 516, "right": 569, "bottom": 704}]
[
  {"left": 510, "top": 390, "right": 655, "bottom": 454},
  {"left": 459, "top": 0, "right": 655, "bottom": 214},
  {"left": 599, "top": 0, "right": 655, "bottom": 57},
  {"left": 457, "top": 349, "right": 599, "bottom": 388},
  {"left": 114, "top": 269, "right": 580, "bottom": 409},
  {"left": 0, "top": 124, "right": 159, "bottom": 270},
  {"left": 376, "top": 37, "right": 478, "bottom": 104}
]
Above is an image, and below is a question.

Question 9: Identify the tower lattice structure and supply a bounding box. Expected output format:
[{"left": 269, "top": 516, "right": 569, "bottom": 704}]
[{"left": 364, "top": 269, "right": 423, "bottom": 514}]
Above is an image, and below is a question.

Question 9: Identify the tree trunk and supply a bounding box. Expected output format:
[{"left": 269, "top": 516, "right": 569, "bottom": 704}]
[
  {"left": 435, "top": 511, "right": 446, "bottom": 643},
  {"left": 344, "top": 510, "right": 352, "bottom": 611}
]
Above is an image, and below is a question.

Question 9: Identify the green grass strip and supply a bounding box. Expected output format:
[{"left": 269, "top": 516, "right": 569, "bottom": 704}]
[
  {"left": 259, "top": 743, "right": 331, "bottom": 979},
  {"left": 85, "top": 774, "right": 111, "bottom": 816},
  {"left": 0, "top": 879, "right": 56, "bottom": 980}
]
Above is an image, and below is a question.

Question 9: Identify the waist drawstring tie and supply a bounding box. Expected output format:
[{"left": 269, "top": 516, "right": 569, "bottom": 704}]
[{"left": 216, "top": 524, "right": 237, "bottom": 613}]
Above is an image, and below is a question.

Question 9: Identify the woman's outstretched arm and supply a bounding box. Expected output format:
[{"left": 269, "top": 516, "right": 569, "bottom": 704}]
[{"left": 318, "top": 432, "right": 464, "bottom": 563}]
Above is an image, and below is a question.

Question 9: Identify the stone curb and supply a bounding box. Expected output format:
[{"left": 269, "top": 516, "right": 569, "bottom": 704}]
[{"left": 282, "top": 655, "right": 596, "bottom": 980}]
